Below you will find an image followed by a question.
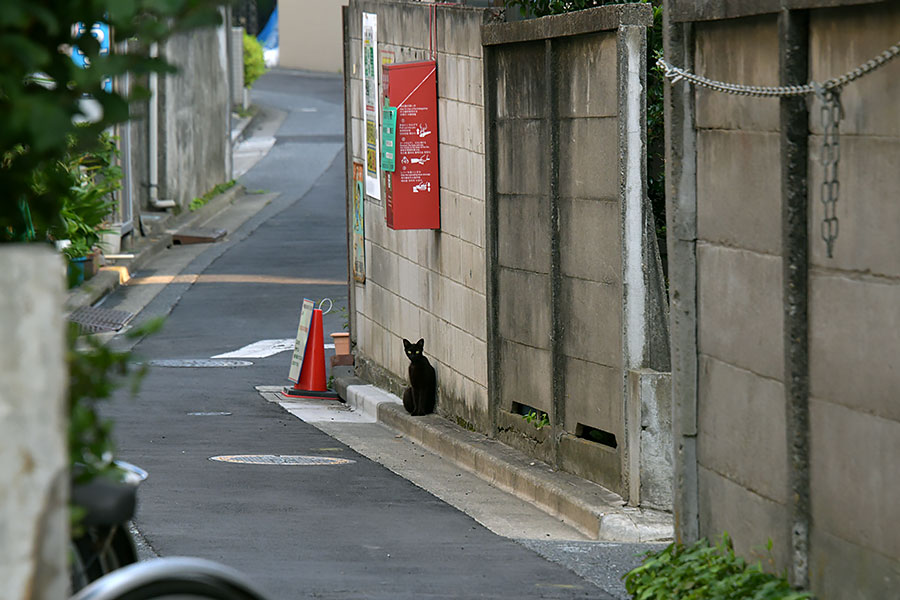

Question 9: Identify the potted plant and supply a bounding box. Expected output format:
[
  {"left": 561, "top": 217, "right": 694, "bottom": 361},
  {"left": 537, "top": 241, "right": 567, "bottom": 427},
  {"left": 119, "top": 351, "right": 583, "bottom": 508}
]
[{"left": 51, "top": 133, "right": 122, "bottom": 286}]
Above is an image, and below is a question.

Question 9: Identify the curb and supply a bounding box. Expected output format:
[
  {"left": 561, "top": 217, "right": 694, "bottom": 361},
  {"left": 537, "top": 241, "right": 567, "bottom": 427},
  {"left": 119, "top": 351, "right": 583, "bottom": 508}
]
[
  {"left": 65, "top": 183, "right": 245, "bottom": 314},
  {"left": 336, "top": 377, "right": 674, "bottom": 543}
]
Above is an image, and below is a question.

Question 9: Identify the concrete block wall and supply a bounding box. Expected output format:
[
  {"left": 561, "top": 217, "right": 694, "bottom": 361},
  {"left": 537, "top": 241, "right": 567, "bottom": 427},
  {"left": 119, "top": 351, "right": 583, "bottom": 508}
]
[
  {"left": 492, "top": 39, "right": 554, "bottom": 452},
  {"left": 484, "top": 4, "right": 667, "bottom": 503},
  {"left": 667, "top": 0, "right": 900, "bottom": 593},
  {"left": 691, "top": 11, "right": 792, "bottom": 571},
  {"left": 346, "top": 0, "right": 494, "bottom": 430},
  {"left": 159, "top": 25, "right": 231, "bottom": 210},
  {"left": 806, "top": 4, "right": 900, "bottom": 595},
  {"left": 556, "top": 31, "right": 625, "bottom": 488}
]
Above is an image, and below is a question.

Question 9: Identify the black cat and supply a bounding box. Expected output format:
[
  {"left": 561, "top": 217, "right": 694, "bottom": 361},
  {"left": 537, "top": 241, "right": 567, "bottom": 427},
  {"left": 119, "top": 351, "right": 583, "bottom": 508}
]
[{"left": 402, "top": 338, "right": 436, "bottom": 416}]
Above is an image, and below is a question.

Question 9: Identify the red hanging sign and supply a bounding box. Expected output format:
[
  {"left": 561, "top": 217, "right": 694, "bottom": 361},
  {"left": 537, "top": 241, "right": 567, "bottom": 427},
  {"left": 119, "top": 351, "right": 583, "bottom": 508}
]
[{"left": 383, "top": 61, "right": 440, "bottom": 230}]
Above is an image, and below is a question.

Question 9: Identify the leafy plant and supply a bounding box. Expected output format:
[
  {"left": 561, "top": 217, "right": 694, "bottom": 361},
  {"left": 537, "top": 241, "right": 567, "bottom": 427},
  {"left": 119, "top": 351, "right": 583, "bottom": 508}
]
[
  {"left": 1, "top": 0, "right": 224, "bottom": 242},
  {"left": 624, "top": 533, "right": 814, "bottom": 600},
  {"left": 505, "top": 0, "right": 646, "bottom": 18},
  {"left": 243, "top": 31, "right": 266, "bottom": 88},
  {"left": 524, "top": 410, "right": 549, "bottom": 430},
  {"left": 189, "top": 179, "right": 237, "bottom": 211},
  {"left": 68, "top": 317, "right": 164, "bottom": 484},
  {"left": 54, "top": 131, "right": 123, "bottom": 259}
]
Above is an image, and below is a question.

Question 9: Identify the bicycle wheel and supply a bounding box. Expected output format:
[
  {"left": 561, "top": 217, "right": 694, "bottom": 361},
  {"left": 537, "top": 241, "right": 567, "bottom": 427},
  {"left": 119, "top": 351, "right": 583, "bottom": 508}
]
[{"left": 70, "top": 557, "right": 269, "bottom": 600}]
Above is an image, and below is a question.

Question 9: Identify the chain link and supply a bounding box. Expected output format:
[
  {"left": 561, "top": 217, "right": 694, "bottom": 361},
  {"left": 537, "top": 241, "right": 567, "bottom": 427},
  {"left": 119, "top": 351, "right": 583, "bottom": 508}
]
[
  {"left": 657, "top": 40, "right": 899, "bottom": 98},
  {"left": 658, "top": 40, "right": 899, "bottom": 259},
  {"left": 815, "top": 84, "right": 841, "bottom": 258}
]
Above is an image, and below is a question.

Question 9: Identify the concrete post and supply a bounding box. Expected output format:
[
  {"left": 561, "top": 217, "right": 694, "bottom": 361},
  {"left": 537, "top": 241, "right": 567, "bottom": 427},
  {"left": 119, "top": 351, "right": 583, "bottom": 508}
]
[
  {"left": 779, "top": 8, "right": 811, "bottom": 589},
  {"left": 663, "top": 0, "right": 700, "bottom": 542},
  {"left": 0, "top": 246, "right": 68, "bottom": 600},
  {"left": 231, "top": 27, "right": 245, "bottom": 109}
]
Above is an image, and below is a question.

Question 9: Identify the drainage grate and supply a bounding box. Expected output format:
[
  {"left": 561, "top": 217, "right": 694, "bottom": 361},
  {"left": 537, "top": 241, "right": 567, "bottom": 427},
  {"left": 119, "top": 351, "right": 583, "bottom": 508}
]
[
  {"left": 68, "top": 307, "right": 134, "bottom": 334},
  {"left": 209, "top": 455, "right": 355, "bottom": 466},
  {"left": 148, "top": 359, "right": 253, "bottom": 368}
]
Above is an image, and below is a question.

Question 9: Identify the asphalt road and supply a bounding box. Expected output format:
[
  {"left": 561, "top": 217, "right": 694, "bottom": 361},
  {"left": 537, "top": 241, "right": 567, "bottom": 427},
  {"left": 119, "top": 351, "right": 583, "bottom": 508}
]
[{"left": 99, "top": 70, "right": 647, "bottom": 600}]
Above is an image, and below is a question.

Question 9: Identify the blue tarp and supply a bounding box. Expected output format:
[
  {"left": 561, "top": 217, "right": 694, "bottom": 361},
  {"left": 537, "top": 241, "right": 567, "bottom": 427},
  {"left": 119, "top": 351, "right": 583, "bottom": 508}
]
[{"left": 257, "top": 6, "right": 278, "bottom": 50}]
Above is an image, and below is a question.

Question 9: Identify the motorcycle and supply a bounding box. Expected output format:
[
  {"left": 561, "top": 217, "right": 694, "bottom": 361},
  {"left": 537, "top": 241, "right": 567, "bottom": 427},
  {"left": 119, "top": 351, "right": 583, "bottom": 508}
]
[{"left": 70, "top": 461, "right": 147, "bottom": 593}]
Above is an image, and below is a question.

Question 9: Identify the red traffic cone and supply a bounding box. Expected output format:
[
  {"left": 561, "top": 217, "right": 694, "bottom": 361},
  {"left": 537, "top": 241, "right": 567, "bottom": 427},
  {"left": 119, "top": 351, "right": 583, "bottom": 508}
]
[{"left": 283, "top": 308, "right": 338, "bottom": 399}]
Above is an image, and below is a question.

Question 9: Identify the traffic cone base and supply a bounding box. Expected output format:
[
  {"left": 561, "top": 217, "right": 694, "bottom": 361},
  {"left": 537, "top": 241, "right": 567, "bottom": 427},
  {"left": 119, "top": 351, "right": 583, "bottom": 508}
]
[
  {"left": 284, "top": 307, "right": 338, "bottom": 400},
  {"left": 282, "top": 387, "right": 339, "bottom": 400}
]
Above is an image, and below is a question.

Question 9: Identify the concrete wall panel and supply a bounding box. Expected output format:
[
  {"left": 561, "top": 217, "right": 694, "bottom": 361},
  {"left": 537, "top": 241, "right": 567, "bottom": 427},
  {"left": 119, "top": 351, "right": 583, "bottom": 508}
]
[
  {"left": 698, "top": 466, "right": 791, "bottom": 572},
  {"left": 494, "top": 42, "right": 546, "bottom": 119},
  {"left": 499, "top": 339, "right": 552, "bottom": 414},
  {"left": 696, "top": 131, "right": 782, "bottom": 255},
  {"left": 559, "top": 117, "right": 619, "bottom": 201},
  {"left": 808, "top": 136, "right": 900, "bottom": 278},
  {"left": 560, "top": 276, "right": 622, "bottom": 368},
  {"left": 495, "top": 120, "right": 548, "bottom": 195},
  {"left": 559, "top": 435, "right": 623, "bottom": 497},
  {"left": 693, "top": 15, "right": 780, "bottom": 132},
  {"left": 498, "top": 195, "right": 551, "bottom": 273},
  {"left": 810, "top": 528, "right": 900, "bottom": 600},
  {"left": 809, "top": 3, "right": 900, "bottom": 137},
  {"left": 556, "top": 33, "right": 618, "bottom": 118},
  {"left": 809, "top": 273, "right": 900, "bottom": 422},
  {"left": 160, "top": 27, "right": 230, "bottom": 209},
  {"left": 498, "top": 268, "right": 551, "bottom": 349},
  {"left": 698, "top": 356, "right": 788, "bottom": 504},
  {"left": 697, "top": 244, "right": 783, "bottom": 380},
  {"left": 562, "top": 357, "right": 623, "bottom": 437},
  {"left": 559, "top": 198, "right": 621, "bottom": 283},
  {"left": 810, "top": 398, "right": 900, "bottom": 560}
]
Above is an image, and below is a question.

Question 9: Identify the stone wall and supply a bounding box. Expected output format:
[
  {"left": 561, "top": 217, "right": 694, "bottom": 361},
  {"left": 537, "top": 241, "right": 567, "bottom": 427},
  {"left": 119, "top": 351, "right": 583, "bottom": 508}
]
[
  {"left": 665, "top": 0, "right": 900, "bottom": 594},
  {"left": 345, "top": 0, "right": 493, "bottom": 431}
]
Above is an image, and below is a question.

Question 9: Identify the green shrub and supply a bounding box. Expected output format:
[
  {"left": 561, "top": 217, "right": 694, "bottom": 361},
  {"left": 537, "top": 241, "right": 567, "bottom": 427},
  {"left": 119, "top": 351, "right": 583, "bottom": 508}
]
[
  {"left": 624, "top": 534, "right": 813, "bottom": 600},
  {"left": 243, "top": 32, "right": 266, "bottom": 88}
]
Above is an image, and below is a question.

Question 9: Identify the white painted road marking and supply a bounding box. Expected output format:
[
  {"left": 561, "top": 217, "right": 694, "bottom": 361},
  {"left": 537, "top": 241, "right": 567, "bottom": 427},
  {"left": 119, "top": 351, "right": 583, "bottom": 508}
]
[{"left": 213, "top": 339, "right": 334, "bottom": 359}]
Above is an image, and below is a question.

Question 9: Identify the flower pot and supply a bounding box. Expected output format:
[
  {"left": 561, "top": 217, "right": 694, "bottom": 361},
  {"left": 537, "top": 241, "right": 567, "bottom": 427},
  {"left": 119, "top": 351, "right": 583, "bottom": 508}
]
[
  {"left": 68, "top": 256, "right": 89, "bottom": 288},
  {"left": 100, "top": 227, "right": 122, "bottom": 254},
  {"left": 330, "top": 332, "right": 350, "bottom": 355}
]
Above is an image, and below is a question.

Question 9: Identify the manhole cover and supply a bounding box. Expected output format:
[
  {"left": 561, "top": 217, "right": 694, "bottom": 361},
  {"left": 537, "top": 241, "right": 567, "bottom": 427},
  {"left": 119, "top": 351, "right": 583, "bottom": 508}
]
[
  {"left": 209, "top": 455, "right": 355, "bottom": 466},
  {"left": 148, "top": 359, "right": 253, "bottom": 368},
  {"left": 68, "top": 307, "right": 134, "bottom": 334}
]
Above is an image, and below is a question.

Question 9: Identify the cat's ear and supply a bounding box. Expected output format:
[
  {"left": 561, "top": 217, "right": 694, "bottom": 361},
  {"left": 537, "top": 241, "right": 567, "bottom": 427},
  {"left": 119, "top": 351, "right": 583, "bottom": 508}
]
[
  {"left": 403, "top": 338, "right": 411, "bottom": 349},
  {"left": 417, "top": 338, "right": 425, "bottom": 348}
]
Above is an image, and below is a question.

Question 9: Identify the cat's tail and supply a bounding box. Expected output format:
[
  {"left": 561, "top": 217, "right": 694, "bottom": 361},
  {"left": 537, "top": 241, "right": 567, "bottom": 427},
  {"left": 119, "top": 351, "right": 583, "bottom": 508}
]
[{"left": 402, "top": 387, "right": 416, "bottom": 415}]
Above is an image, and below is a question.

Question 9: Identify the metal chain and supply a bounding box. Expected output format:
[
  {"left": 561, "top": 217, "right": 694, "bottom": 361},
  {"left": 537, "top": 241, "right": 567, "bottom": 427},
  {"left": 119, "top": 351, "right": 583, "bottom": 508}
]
[
  {"left": 658, "top": 40, "right": 899, "bottom": 258},
  {"left": 657, "top": 40, "right": 900, "bottom": 98},
  {"left": 815, "top": 84, "right": 841, "bottom": 258}
]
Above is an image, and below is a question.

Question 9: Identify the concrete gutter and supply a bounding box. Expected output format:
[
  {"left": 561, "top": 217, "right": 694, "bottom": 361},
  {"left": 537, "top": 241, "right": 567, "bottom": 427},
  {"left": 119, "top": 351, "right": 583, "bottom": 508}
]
[{"left": 334, "top": 375, "right": 673, "bottom": 543}]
